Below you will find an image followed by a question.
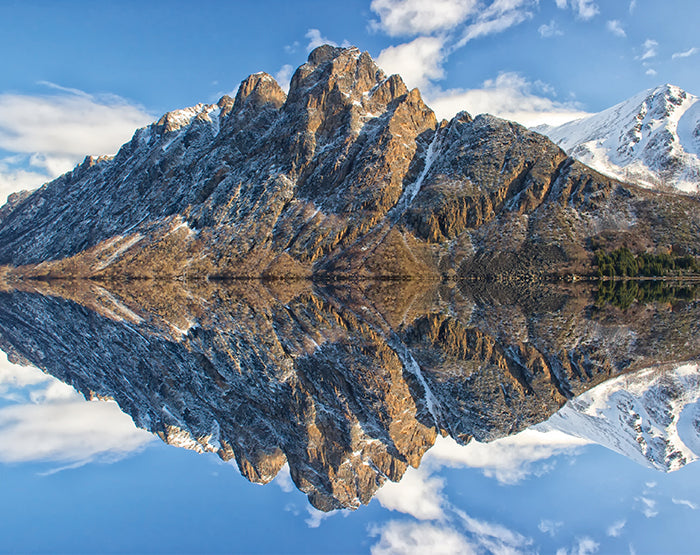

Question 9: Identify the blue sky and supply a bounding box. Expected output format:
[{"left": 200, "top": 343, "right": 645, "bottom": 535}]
[
  {"left": 0, "top": 0, "right": 698, "bottom": 203},
  {"left": 1, "top": 352, "right": 700, "bottom": 553}
]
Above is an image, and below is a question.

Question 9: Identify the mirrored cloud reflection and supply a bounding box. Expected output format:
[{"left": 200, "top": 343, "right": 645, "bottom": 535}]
[{"left": 0, "top": 353, "right": 153, "bottom": 467}]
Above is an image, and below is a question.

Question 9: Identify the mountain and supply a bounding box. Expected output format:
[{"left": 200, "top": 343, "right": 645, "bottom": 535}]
[
  {"left": 540, "top": 362, "right": 700, "bottom": 472},
  {"left": 0, "top": 278, "right": 697, "bottom": 510},
  {"left": 0, "top": 47, "right": 698, "bottom": 280},
  {"left": 536, "top": 84, "right": 700, "bottom": 194}
]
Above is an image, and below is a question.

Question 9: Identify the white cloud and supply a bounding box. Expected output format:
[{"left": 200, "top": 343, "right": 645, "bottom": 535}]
[
  {"left": 427, "top": 71, "right": 591, "bottom": 127},
  {"left": 455, "top": 0, "right": 536, "bottom": 48},
  {"left": 375, "top": 466, "right": 446, "bottom": 520},
  {"left": 456, "top": 509, "right": 534, "bottom": 554},
  {"left": 369, "top": 0, "right": 479, "bottom": 36},
  {"left": 638, "top": 39, "right": 658, "bottom": 60},
  {"left": 274, "top": 64, "right": 294, "bottom": 93},
  {"left": 273, "top": 462, "right": 295, "bottom": 492},
  {"left": 305, "top": 506, "right": 342, "bottom": 528},
  {"left": 424, "top": 430, "right": 589, "bottom": 485},
  {"left": 0, "top": 84, "right": 153, "bottom": 204},
  {"left": 606, "top": 519, "right": 626, "bottom": 537},
  {"left": 672, "top": 47, "right": 698, "bottom": 59},
  {"left": 629, "top": 0, "right": 637, "bottom": 12},
  {"left": 636, "top": 496, "right": 658, "bottom": 518},
  {"left": 606, "top": 20, "right": 626, "bottom": 38},
  {"left": 0, "top": 354, "right": 51, "bottom": 403},
  {"left": 554, "top": 0, "right": 599, "bottom": 20},
  {"left": 305, "top": 28, "right": 338, "bottom": 52},
  {"left": 539, "top": 519, "right": 564, "bottom": 537},
  {"left": 645, "top": 68, "right": 657, "bottom": 76},
  {"left": 377, "top": 36, "right": 446, "bottom": 90},
  {"left": 672, "top": 498, "right": 698, "bottom": 510},
  {"left": 556, "top": 537, "right": 600, "bottom": 555},
  {"left": 0, "top": 384, "right": 153, "bottom": 466},
  {"left": 574, "top": 0, "right": 599, "bottom": 20},
  {"left": 370, "top": 521, "right": 477, "bottom": 555},
  {"left": 539, "top": 20, "right": 564, "bottom": 37},
  {"left": 0, "top": 353, "right": 153, "bottom": 466},
  {"left": 284, "top": 41, "right": 300, "bottom": 54}
]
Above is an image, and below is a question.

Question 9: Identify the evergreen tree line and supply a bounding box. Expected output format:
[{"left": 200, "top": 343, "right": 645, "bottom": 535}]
[
  {"left": 593, "top": 247, "right": 699, "bottom": 278},
  {"left": 595, "top": 280, "right": 698, "bottom": 310}
]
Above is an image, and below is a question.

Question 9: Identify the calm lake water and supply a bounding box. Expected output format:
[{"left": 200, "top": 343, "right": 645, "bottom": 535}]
[{"left": 0, "top": 280, "right": 698, "bottom": 554}]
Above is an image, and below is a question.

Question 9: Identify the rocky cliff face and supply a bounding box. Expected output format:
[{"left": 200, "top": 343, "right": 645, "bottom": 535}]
[
  {"left": 0, "top": 279, "right": 697, "bottom": 510},
  {"left": 0, "top": 47, "right": 698, "bottom": 279}
]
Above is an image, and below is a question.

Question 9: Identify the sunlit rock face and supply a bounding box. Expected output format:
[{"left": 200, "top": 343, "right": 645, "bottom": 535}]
[
  {"left": 0, "top": 47, "right": 698, "bottom": 281},
  {"left": 0, "top": 280, "right": 697, "bottom": 510}
]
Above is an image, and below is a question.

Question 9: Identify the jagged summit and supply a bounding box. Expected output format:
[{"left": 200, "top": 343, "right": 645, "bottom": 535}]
[
  {"left": 536, "top": 83, "right": 700, "bottom": 193},
  {"left": 0, "top": 46, "right": 698, "bottom": 278}
]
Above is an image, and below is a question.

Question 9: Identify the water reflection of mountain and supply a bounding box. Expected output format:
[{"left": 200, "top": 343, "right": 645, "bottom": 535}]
[{"left": 0, "top": 279, "right": 697, "bottom": 510}]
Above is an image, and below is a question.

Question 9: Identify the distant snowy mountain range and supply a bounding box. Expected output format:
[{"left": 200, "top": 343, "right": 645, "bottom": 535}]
[{"left": 536, "top": 84, "right": 700, "bottom": 194}]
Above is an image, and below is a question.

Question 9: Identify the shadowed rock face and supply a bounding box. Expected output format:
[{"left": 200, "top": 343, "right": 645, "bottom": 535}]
[
  {"left": 0, "top": 46, "right": 697, "bottom": 280},
  {"left": 0, "top": 279, "right": 697, "bottom": 510}
]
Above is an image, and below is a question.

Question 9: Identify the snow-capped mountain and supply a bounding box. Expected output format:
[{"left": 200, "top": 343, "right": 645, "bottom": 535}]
[
  {"left": 540, "top": 363, "right": 700, "bottom": 472},
  {"left": 536, "top": 85, "right": 700, "bottom": 193}
]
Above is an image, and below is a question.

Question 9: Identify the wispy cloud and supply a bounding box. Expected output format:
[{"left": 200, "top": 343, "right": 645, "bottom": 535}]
[
  {"left": 454, "top": 0, "right": 536, "bottom": 48},
  {"left": 423, "top": 430, "right": 590, "bottom": 485},
  {"left": 305, "top": 28, "right": 338, "bottom": 52},
  {"left": 672, "top": 498, "right": 698, "bottom": 510},
  {"left": 369, "top": 520, "right": 476, "bottom": 555},
  {"left": 555, "top": 0, "right": 599, "bottom": 21},
  {"left": 370, "top": 512, "right": 534, "bottom": 555},
  {"left": 672, "top": 47, "right": 698, "bottom": 59},
  {"left": 606, "top": 519, "right": 626, "bottom": 537},
  {"left": 305, "top": 506, "right": 342, "bottom": 528},
  {"left": 636, "top": 496, "right": 658, "bottom": 518},
  {"left": 376, "top": 36, "right": 446, "bottom": 90},
  {"left": 427, "top": 71, "right": 590, "bottom": 127},
  {"left": 369, "top": 0, "right": 479, "bottom": 36},
  {"left": 556, "top": 536, "right": 600, "bottom": 555},
  {"left": 645, "top": 68, "right": 657, "bottom": 76},
  {"left": 0, "top": 83, "right": 153, "bottom": 204},
  {"left": 0, "top": 359, "right": 153, "bottom": 466},
  {"left": 629, "top": 0, "right": 637, "bottom": 13},
  {"left": 638, "top": 39, "right": 659, "bottom": 60},
  {"left": 539, "top": 20, "right": 564, "bottom": 37},
  {"left": 539, "top": 519, "right": 564, "bottom": 537},
  {"left": 274, "top": 64, "right": 294, "bottom": 93},
  {"left": 606, "top": 20, "right": 626, "bottom": 38},
  {"left": 456, "top": 509, "right": 534, "bottom": 554}
]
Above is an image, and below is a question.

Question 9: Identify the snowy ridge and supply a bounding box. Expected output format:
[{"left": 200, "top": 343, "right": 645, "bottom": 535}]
[
  {"left": 536, "top": 84, "right": 700, "bottom": 193},
  {"left": 538, "top": 363, "right": 700, "bottom": 472}
]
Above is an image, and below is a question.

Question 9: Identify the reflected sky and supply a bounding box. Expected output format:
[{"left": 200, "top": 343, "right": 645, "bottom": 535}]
[
  {"left": 2, "top": 352, "right": 699, "bottom": 554},
  {"left": 0, "top": 280, "right": 698, "bottom": 554}
]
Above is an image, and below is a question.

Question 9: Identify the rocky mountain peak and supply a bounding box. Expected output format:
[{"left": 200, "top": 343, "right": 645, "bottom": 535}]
[
  {"left": 286, "top": 45, "right": 394, "bottom": 110},
  {"left": 233, "top": 72, "right": 286, "bottom": 114},
  {"left": 0, "top": 47, "right": 697, "bottom": 276}
]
